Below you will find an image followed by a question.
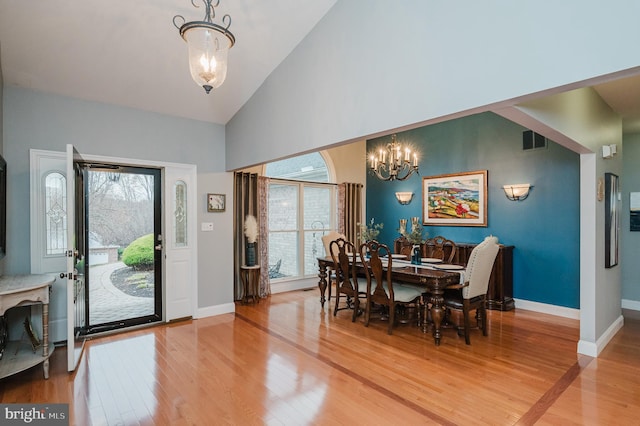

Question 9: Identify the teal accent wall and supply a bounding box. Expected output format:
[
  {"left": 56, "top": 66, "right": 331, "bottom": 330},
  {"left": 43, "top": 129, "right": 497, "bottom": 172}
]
[{"left": 366, "top": 112, "right": 580, "bottom": 308}]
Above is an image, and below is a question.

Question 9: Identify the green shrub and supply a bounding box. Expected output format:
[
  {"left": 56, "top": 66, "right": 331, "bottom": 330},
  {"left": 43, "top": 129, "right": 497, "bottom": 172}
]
[{"left": 121, "top": 234, "right": 154, "bottom": 269}]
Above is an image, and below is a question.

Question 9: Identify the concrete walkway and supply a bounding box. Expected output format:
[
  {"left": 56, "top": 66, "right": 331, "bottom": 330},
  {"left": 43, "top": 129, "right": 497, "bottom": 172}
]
[{"left": 89, "top": 261, "right": 155, "bottom": 325}]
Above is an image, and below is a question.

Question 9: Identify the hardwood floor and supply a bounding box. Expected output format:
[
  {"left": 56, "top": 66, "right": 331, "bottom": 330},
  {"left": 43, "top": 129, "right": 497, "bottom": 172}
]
[{"left": 1, "top": 289, "right": 640, "bottom": 425}]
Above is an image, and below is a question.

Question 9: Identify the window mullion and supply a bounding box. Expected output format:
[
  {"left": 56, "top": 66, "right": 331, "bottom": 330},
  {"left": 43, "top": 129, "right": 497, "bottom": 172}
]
[{"left": 298, "top": 182, "right": 305, "bottom": 277}]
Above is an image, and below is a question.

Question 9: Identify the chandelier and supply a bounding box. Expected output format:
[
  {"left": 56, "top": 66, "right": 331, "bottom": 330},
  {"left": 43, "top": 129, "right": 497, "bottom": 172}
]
[
  {"left": 368, "top": 134, "right": 419, "bottom": 181},
  {"left": 173, "top": 0, "right": 236, "bottom": 94}
]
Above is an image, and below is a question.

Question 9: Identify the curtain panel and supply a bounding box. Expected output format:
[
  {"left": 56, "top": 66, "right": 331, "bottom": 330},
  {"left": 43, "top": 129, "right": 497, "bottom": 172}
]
[
  {"left": 338, "top": 183, "right": 363, "bottom": 246},
  {"left": 257, "top": 176, "right": 270, "bottom": 297}
]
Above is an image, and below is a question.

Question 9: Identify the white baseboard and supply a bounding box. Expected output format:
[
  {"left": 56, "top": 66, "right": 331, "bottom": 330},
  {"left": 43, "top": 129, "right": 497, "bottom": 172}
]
[
  {"left": 193, "top": 279, "right": 317, "bottom": 319},
  {"left": 195, "top": 302, "right": 235, "bottom": 319},
  {"left": 49, "top": 318, "right": 67, "bottom": 343},
  {"left": 578, "top": 314, "right": 624, "bottom": 357},
  {"left": 513, "top": 298, "right": 580, "bottom": 320},
  {"left": 622, "top": 299, "right": 640, "bottom": 311},
  {"left": 270, "top": 277, "right": 317, "bottom": 294}
]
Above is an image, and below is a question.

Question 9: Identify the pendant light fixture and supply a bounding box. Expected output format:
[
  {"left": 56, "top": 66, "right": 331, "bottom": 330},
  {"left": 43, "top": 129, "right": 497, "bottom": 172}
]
[{"left": 173, "top": 0, "right": 236, "bottom": 94}]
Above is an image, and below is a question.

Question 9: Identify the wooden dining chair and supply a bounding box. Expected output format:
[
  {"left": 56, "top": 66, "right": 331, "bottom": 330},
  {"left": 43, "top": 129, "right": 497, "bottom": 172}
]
[
  {"left": 393, "top": 236, "right": 413, "bottom": 259},
  {"left": 360, "top": 240, "right": 423, "bottom": 334},
  {"left": 330, "top": 237, "right": 367, "bottom": 321},
  {"left": 321, "top": 231, "right": 345, "bottom": 302},
  {"left": 443, "top": 235, "right": 499, "bottom": 344},
  {"left": 425, "top": 235, "right": 457, "bottom": 263}
]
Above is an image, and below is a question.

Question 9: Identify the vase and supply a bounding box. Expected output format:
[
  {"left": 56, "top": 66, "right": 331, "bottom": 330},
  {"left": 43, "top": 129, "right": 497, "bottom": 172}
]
[
  {"left": 246, "top": 242, "right": 256, "bottom": 267},
  {"left": 411, "top": 244, "right": 422, "bottom": 265}
]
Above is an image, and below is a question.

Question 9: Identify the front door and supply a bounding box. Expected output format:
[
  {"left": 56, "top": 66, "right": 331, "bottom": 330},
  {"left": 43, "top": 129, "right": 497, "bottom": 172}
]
[
  {"left": 82, "top": 164, "right": 163, "bottom": 334},
  {"left": 30, "top": 149, "right": 198, "bottom": 371}
]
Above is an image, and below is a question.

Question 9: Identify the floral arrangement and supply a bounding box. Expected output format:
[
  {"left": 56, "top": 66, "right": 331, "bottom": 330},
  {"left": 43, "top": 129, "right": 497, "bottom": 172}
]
[
  {"left": 358, "top": 218, "right": 383, "bottom": 243},
  {"left": 244, "top": 214, "right": 258, "bottom": 243}
]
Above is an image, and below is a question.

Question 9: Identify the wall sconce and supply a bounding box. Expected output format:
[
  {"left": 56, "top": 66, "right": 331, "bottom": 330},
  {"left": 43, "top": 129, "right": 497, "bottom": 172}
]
[
  {"left": 395, "top": 192, "right": 414, "bottom": 205},
  {"left": 503, "top": 184, "right": 531, "bottom": 201},
  {"left": 602, "top": 144, "right": 617, "bottom": 159}
]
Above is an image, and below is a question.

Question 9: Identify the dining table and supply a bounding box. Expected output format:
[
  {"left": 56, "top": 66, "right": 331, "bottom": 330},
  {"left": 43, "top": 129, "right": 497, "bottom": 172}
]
[{"left": 317, "top": 255, "right": 464, "bottom": 345}]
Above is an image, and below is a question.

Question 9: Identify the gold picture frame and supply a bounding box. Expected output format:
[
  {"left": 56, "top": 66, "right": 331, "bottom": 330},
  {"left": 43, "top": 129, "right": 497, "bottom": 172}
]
[
  {"left": 422, "top": 170, "right": 488, "bottom": 227},
  {"left": 207, "top": 193, "right": 226, "bottom": 212}
]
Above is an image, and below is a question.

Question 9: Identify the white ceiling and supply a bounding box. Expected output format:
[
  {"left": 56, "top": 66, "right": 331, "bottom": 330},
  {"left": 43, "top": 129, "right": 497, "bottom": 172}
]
[
  {"left": 2, "top": 0, "right": 640, "bottom": 134},
  {"left": 0, "top": 0, "right": 337, "bottom": 125}
]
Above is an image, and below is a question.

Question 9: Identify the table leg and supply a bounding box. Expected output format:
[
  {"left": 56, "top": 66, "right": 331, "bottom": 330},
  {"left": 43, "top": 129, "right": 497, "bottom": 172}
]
[
  {"left": 429, "top": 290, "right": 445, "bottom": 346},
  {"left": 240, "top": 270, "right": 249, "bottom": 304},
  {"left": 43, "top": 303, "right": 50, "bottom": 379},
  {"left": 250, "top": 269, "right": 259, "bottom": 303},
  {"left": 318, "top": 264, "right": 328, "bottom": 308}
]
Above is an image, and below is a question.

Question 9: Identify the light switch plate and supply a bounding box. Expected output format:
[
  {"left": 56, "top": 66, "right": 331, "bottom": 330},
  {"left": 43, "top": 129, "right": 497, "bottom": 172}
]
[{"left": 201, "top": 222, "right": 214, "bottom": 231}]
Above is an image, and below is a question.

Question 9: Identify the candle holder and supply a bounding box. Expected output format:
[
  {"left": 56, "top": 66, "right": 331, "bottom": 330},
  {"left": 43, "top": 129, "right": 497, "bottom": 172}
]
[
  {"left": 398, "top": 219, "right": 407, "bottom": 236},
  {"left": 411, "top": 217, "right": 420, "bottom": 232}
]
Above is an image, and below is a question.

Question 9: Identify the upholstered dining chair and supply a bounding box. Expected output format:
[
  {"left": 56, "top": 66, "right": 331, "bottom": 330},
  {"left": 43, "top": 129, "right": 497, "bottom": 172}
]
[
  {"left": 330, "top": 237, "right": 367, "bottom": 321},
  {"left": 443, "top": 235, "right": 499, "bottom": 344},
  {"left": 360, "top": 240, "right": 423, "bottom": 334},
  {"left": 321, "top": 231, "right": 345, "bottom": 302}
]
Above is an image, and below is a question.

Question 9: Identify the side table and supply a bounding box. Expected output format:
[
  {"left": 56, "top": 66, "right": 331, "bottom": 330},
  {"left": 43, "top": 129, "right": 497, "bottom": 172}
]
[
  {"left": 0, "top": 274, "right": 55, "bottom": 380},
  {"left": 240, "top": 265, "right": 261, "bottom": 304}
]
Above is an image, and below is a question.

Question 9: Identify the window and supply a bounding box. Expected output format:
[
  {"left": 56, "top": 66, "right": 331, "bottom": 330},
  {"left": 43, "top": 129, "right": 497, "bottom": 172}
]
[
  {"left": 174, "top": 180, "right": 187, "bottom": 247},
  {"left": 44, "top": 172, "right": 67, "bottom": 256},
  {"left": 265, "top": 152, "right": 336, "bottom": 280}
]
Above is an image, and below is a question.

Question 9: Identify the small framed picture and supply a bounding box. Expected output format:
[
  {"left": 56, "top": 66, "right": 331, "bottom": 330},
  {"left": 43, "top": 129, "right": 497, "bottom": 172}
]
[{"left": 207, "top": 193, "right": 226, "bottom": 212}]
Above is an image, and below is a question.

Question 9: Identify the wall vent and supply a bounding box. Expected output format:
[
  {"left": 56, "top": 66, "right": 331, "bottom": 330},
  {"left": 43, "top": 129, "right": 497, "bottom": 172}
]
[{"left": 523, "top": 130, "right": 547, "bottom": 151}]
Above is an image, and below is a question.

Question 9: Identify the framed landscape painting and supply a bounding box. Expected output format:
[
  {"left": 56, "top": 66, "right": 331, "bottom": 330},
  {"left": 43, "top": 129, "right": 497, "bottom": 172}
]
[{"left": 422, "top": 170, "right": 488, "bottom": 227}]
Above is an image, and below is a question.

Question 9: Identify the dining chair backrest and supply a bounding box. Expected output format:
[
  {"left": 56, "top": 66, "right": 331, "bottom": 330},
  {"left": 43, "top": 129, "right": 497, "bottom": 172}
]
[
  {"left": 329, "top": 237, "right": 359, "bottom": 291},
  {"left": 360, "top": 240, "right": 393, "bottom": 300},
  {"left": 463, "top": 236, "right": 499, "bottom": 299},
  {"left": 426, "top": 235, "right": 457, "bottom": 263},
  {"left": 394, "top": 236, "right": 414, "bottom": 258},
  {"left": 322, "top": 231, "right": 345, "bottom": 258}
]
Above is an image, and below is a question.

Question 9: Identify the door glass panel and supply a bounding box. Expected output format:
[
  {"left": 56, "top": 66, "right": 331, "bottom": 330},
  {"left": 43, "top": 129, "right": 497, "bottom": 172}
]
[
  {"left": 174, "top": 180, "right": 187, "bottom": 247},
  {"left": 86, "top": 167, "right": 161, "bottom": 331},
  {"left": 45, "top": 172, "right": 67, "bottom": 255}
]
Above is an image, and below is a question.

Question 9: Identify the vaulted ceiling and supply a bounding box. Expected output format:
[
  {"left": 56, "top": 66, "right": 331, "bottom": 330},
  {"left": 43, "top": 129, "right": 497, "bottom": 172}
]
[
  {"left": 2, "top": 0, "right": 639, "bottom": 134},
  {"left": 0, "top": 0, "right": 337, "bottom": 125}
]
